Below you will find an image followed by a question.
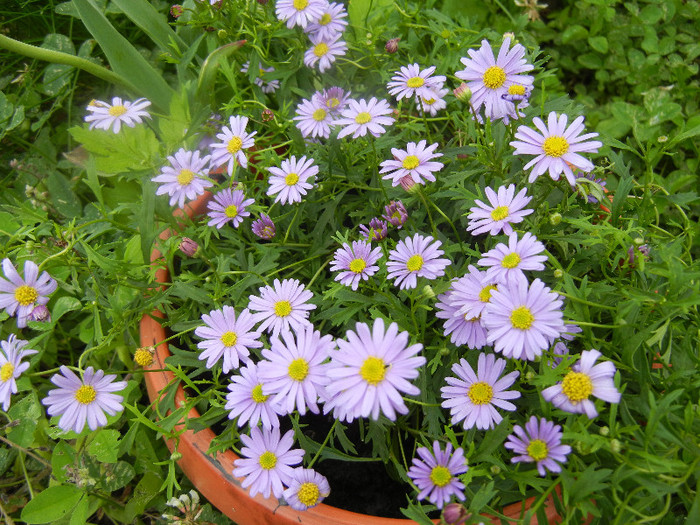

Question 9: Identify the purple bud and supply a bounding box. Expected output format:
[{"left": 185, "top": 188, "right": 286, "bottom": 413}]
[
  {"left": 170, "top": 4, "right": 184, "bottom": 18},
  {"left": 443, "top": 503, "right": 469, "bottom": 525},
  {"left": 28, "top": 304, "right": 51, "bottom": 323},
  {"left": 453, "top": 83, "right": 472, "bottom": 102},
  {"left": 382, "top": 200, "right": 408, "bottom": 229},
  {"left": 385, "top": 38, "right": 400, "bottom": 54},
  {"left": 359, "top": 218, "right": 388, "bottom": 242},
  {"left": 179, "top": 237, "right": 199, "bottom": 257},
  {"left": 252, "top": 214, "right": 276, "bottom": 240}
]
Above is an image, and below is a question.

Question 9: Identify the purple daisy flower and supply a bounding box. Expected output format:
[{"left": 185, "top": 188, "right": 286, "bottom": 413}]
[
  {"left": 304, "top": 2, "right": 348, "bottom": 40},
  {"left": 379, "top": 140, "right": 444, "bottom": 187},
  {"left": 407, "top": 441, "right": 468, "bottom": 509},
  {"left": 293, "top": 96, "right": 335, "bottom": 139},
  {"left": 500, "top": 84, "right": 531, "bottom": 122},
  {"left": 449, "top": 265, "right": 499, "bottom": 321},
  {"left": 434, "top": 281, "right": 487, "bottom": 349},
  {"left": 248, "top": 278, "right": 316, "bottom": 337},
  {"left": 466, "top": 184, "right": 534, "bottom": 236},
  {"left": 84, "top": 97, "right": 151, "bottom": 133},
  {"left": 550, "top": 323, "right": 583, "bottom": 367},
  {"left": 0, "top": 258, "right": 57, "bottom": 328},
  {"left": 232, "top": 426, "right": 305, "bottom": 498},
  {"left": 441, "top": 353, "right": 520, "bottom": 430},
  {"left": 303, "top": 33, "right": 347, "bottom": 73},
  {"left": 152, "top": 148, "right": 213, "bottom": 209},
  {"left": 386, "top": 233, "right": 451, "bottom": 290},
  {"left": 267, "top": 155, "right": 318, "bottom": 205},
  {"left": 0, "top": 335, "right": 38, "bottom": 411},
  {"left": 335, "top": 98, "right": 395, "bottom": 139},
  {"left": 482, "top": 274, "right": 565, "bottom": 361},
  {"left": 210, "top": 115, "right": 257, "bottom": 174},
  {"left": 225, "top": 361, "right": 285, "bottom": 429},
  {"left": 283, "top": 467, "right": 331, "bottom": 511},
  {"left": 323, "top": 318, "right": 426, "bottom": 422},
  {"left": 252, "top": 214, "right": 276, "bottom": 240},
  {"left": 382, "top": 200, "right": 408, "bottom": 228},
  {"left": 505, "top": 416, "right": 572, "bottom": 476},
  {"left": 258, "top": 325, "right": 334, "bottom": 416},
  {"left": 418, "top": 85, "right": 449, "bottom": 116},
  {"left": 330, "top": 240, "right": 383, "bottom": 290},
  {"left": 194, "top": 306, "right": 262, "bottom": 373},
  {"left": 276, "top": 0, "right": 326, "bottom": 29},
  {"left": 510, "top": 112, "right": 603, "bottom": 186},
  {"left": 478, "top": 232, "right": 548, "bottom": 284},
  {"left": 241, "top": 62, "right": 280, "bottom": 94},
  {"left": 42, "top": 366, "right": 127, "bottom": 434},
  {"left": 387, "top": 63, "right": 446, "bottom": 102},
  {"left": 359, "top": 218, "right": 388, "bottom": 242},
  {"left": 541, "top": 349, "right": 621, "bottom": 418},
  {"left": 207, "top": 188, "right": 254, "bottom": 229},
  {"left": 313, "top": 86, "right": 350, "bottom": 116}
]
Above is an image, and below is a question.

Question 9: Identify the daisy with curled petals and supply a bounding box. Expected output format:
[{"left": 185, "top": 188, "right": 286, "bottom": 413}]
[
  {"left": 194, "top": 306, "right": 262, "bottom": 373},
  {"left": 240, "top": 62, "right": 280, "bottom": 94},
  {"left": 510, "top": 111, "right": 603, "bottom": 186},
  {"left": 478, "top": 232, "right": 547, "bottom": 284},
  {"left": 505, "top": 416, "right": 572, "bottom": 476},
  {"left": 455, "top": 37, "right": 534, "bottom": 123},
  {"left": 386, "top": 233, "right": 451, "bottom": 290},
  {"left": 293, "top": 96, "right": 335, "bottom": 139},
  {"left": 252, "top": 214, "right": 276, "bottom": 240},
  {"left": 382, "top": 200, "right": 408, "bottom": 229},
  {"left": 283, "top": 467, "right": 331, "bottom": 511},
  {"left": 304, "top": 2, "right": 348, "bottom": 40},
  {"left": 359, "top": 218, "right": 388, "bottom": 242},
  {"left": 267, "top": 155, "right": 318, "bottom": 205},
  {"left": 210, "top": 115, "right": 257, "bottom": 174},
  {"left": 232, "top": 426, "right": 304, "bottom": 498},
  {"left": 225, "top": 362, "right": 285, "bottom": 429},
  {"left": 434, "top": 282, "right": 487, "bottom": 349},
  {"left": 152, "top": 149, "right": 213, "bottom": 209},
  {"left": 275, "top": 0, "right": 325, "bottom": 29},
  {"left": 449, "top": 265, "right": 499, "bottom": 321},
  {"left": 258, "top": 325, "right": 334, "bottom": 416},
  {"left": 84, "top": 97, "right": 151, "bottom": 133},
  {"left": 379, "top": 140, "right": 444, "bottom": 187},
  {"left": 303, "top": 33, "right": 347, "bottom": 73},
  {"left": 335, "top": 98, "right": 395, "bottom": 139},
  {"left": 42, "top": 366, "right": 127, "bottom": 434},
  {"left": 324, "top": 318, "right": 426, "bottom": 422},
  {"left": 207, "top": 188, "right": 254, "bottom": 229},
  {"left": 313, "top": 86, "right": 350, "bottom": 116},
  {"left": 0, "top": 335, "right": 38, "bottom": 410},
  {"left": 482, "top": 274, "right": 565, "bottom": 361},
  {"left": 467, "top": 184, "right": 533, "bottom": 236},
  {"left": 0, "top": 258, "right": 57, "bottom": 328},
  {"left": 387, "top": 63, "right": 446, "bottom": 102},
  {"left": 419, "top": 86, "right": 449, "bottom": 116},
  {"left": 441, "top": 353, "right": 520, "bottom": 430},
  {"left": 248, "top": 278, "right": 316, "bottom": 337},
  {"left": 407, "top": 441, "right": 468, "bottom": 509},
  {"left": 330, "top": 240, "right": 383, "bottom": 290},
  {"left": 541, "top": 349, "right": 621, "bottom": 418}
]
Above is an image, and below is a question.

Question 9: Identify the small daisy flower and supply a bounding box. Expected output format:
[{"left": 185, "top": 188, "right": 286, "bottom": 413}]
[
  {"left": 152, "top": 149, "right": 213, "bottom": 209},
  {"left": 455, "top": 37, "right": 534, "bottom": 123},
  {"left": 541, "top": 349, "right": 621, "bottom": 418},
  {"left": 335, "top": 98, "right": 395, "bottom": 139},
  {"left": 466, "top": 184, "right": 534, "bottom": 236},
  {"left": 407, "top": 441, "right": 468, "bottom": 510},
  {"left": 194, "top": 306, "right": 262, "bottom": 373},
  {"left": 225, "top": 362, "right": 285, "bottom": 429},
  {"left": 434, "top": 282, "right": 487, "bottom": 349},
  {"left": 267, "top": 155, "right": 318, "bottom": 205},
  {"left": 258, "top": 325, "right": 334, "bottom": 416},
  {"left": 42, "top": 366, "right": 127, "bottom": 434},
  {"left": 0, "top": 258, "right": 57, "bottom": 328},
  {"left": 0, "top": 335, "right": 38, "bottom": 411},
  {"left": 382, "top": 200, "right": 408, "bottom": 229},
  {"left": 324, "top": 318, "right": 426, "bottom": 422},
  {"left": 210, "top": 115, "right": 257, "bottom": 174},
  {"left": 207, "top": 188, "right": 254, "bottom": 229},
  {"left": 418, "top": 86, "right": 449, "bottom": 116},
  {"left": 232, "top": 426, "right": 305, "bottom": 499},
  {"left": 330, "top": 240, "right": 383, "bottom": 291},
  {"left": 379, "top": 140, "right": 444, "bottom": 187},
  {"left": 482, "top": 275, "right": 565, "bottom": 361},
  {"left": 305, "top": 2, "right": 348, "bottom": 40},
  {"left": 449, "top": 265, "right": 499, "bottom": 321},
  {"left": 386, "top": 233, "right": 451, "bottom": 290},
  {"left": 510, "top": 112, "right": 603, "bottom": 186},
  {"left": 248, "top": 278, "right": 316, "bottom": 337},
  {"left": 550, "top": 323, "right": 583, "bottom": 367},
  {"left": 501, "top": 84, "right": 531, "bottom": 122},
  {"left": 293, "top": 96, "right": 335, "bottom": 139},
  {"left": 478, "top": 232, "right": 548, "bottom": 284},
  {"left": 313, "top": 86, "right": 350, "bottom": 116},
  {"left": 241, "top": 61, "right": 280, "bottom": 94},
  {"left": 505, "top": 416, "right": 571, "bottom": 476},
  {"left": 283, "top": 467, "right": 331, "bottom": 511},
  {"left": 252, "top": 214, "right": 276, "bottom": 240},
  {"left": 441, "top": 353, "right": 520, "bottom": 430},
  {"left": 359, "top": 218, "right": 388, "bottom": 242},
  {"left": 387, "top": 64, "right": 446, "bottom": 102},
  {"left": 276, "top": 0, "right": 326, "bottom": 29},
  {"left": 84, "top": 97, "right": 151, "bottom": 133},
  {"left": 304, "top": 33, "right": 347, "bottom": 73}
]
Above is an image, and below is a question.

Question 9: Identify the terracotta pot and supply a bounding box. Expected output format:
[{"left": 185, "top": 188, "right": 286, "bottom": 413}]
[{"left": 139, "top": 192, "right": 566, "bottom": 525}]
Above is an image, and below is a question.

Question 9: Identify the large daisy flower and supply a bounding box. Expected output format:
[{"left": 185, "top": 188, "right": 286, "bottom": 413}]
[
  {"left": 477, "top": 232, "right": 548, "bottom": 284},
  {"left": 387, "top": 63, "right": 446, "bottom": 102},
  {"left": 266, "top": 155, "right": 318, "bottom": 205},
  {"left": 434, "top": 280, "right": 487, "bottom": 349},
  {"left": 283, "top": 467, "right": 331, "bottom": 511},
  {"left": 303, "top": 33, "right": 347, "bottom": 73},
  {"left": 335, "top": 98, "right": 395, "bottom": 139},
  {"left": 379, "top": 140, "right": 444, "bottom": 187},
  {"left": 206, "top": 188, "right": 255, "bottom": 229},
  {"left": 275, "top": 0, "right": 326, "bottom": 29},
  {"left": 0, "top": 335, "right": 38, "bottom": 410},
  {"left": 84, "top": 97, "right": 151, "bottom": 133},
  {"left": 225, "top": 361, "right": 285, "bottom": 429},
  {"left": 293, "top": 96, "right": 335, "bottom": 139},
  {"left": 152, "top": 148, "right": 213, "bottom": 209},
  {"left": 248, "top": 278, "right": 316, "bottom": 337},
  {"left": 505, "top": 416, "right": 572, "bottom": 476},
  {"left": 406, "top": 441, "right": 468, "bottom": 509},
  {"left": 386, "top": 233, "right": 451, "bottom": 290},
  {"left": 0, "top": 258, "right": 57, "bottom": 328},
  {"left": 330, "top": 240, "right": 383, "bottom": 291},
  {"left": 466, "top": 184, "right": 533, "bottom": 236},
  {"left": 210, "top": 115, "right": 257, "bottom": 174},
  {"left": 304, "top": 2, "right": 348, "bottom": 40}
]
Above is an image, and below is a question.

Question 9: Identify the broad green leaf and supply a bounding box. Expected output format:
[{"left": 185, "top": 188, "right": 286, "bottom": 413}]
[
  {"left": 20, "top": 485, "right": 84, "bottom": 524},
  {"left": 51, "top": 440, "right": 77, "bottom": 483},
  {"left": 196, "top": 40, "right": 246, "bottom": 106},
  {"left": 87, "top": 429, "right": 121, "bottom": 463},
  {"left": 588, "top": 36, "right": 608, "bottom": 54},
  {"left": 69, "top": 125, "right": 161, "bottom": 174},
  {"left": 110, "top": 0, "right": 187, "bottom": 54},
  {"left": 52, "top": 296, "right": 83, "bottom": 323},
  {"left": 46, "top": 171, "right": 82, "bottom": 217},
  {"left": 123, "top": 471, "right": 163, "bottom": 522},
  {"left": 7, "top": 393, "right": 42, "bottom": 447}
]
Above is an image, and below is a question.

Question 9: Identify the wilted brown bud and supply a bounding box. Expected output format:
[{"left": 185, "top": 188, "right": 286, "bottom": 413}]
[{"left": 385, "top": 37, "right": 400, "bottom": 54}]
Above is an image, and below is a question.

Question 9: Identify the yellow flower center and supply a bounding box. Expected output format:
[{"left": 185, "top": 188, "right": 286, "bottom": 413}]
[
  {"left": 293, "top": 0, "right": 308, "bottom": 10},
  {"left": 510, "top": 306, "right": 534, "bottom": 330},
  {"left": 354, "top": 112, "right": 371, "bottom": 124},
  {"left": 478, "top": 284, "right": 497, "bottom": 302},
  {"left": 225, "top": 204, "right": 238, "bottom": 218},
  {"left": 14, "top": 285, "right": 38, "bottom": 306},
  {"left": 319, "top": 13, "right": 332, "bottom": 25},
  {"left": 74, "top": 384, "right": 97, "bottom": 405},
  {"left": 108, "top": 105, "right": 127, "bottom": 117},
  {"left": 406, "top": 254, "right": 423, "bottom": 272},
  {"left": 274, "top": 300, "right": 292, "bottom": 317},
  {"left": 349, "top": 258, "right": 367, "bottom": 273},
  {"left": 482, "top": 65, "right": 506, "bottom": 89},
  {"left": 288, "top": 358, "right": 310, "bottom": 381},
  {"left": 258, "top": 68, "right": 265, "bottom": 76},
  {"left": 543, "top": 136, "right": 569, "bottom": 157},
  {"left": 297, "top": 482, "right": 321, "bottom": 506},
  {"left": 0, "top": 363, "right": 14, "bottom": 382},
  {"left": 501, "top": 252, "right": 521, "bottom": 269},
  {"left": 133, "top": 348, "right": 153, "bottom": 367},
  {"left": 251, "top": 384, "right": 268, "bottom": 403},
  {"left": 406, "top": 76, "right": 425, "bottom": 88},
  {"left": 508, "top": 84, "right": 526, "bottom": 96},
  {"left": 360, "top": 356, "right": 387, "bottom": 385},
  {"left": 327, "top": 97, "right": 339, "bottom": 108},
  {"left": 402, "top": 155, "right": 420, "bottom": 170},
  {"left": 312, "top": 108, "right": 327, "bottom": 121},
  {"left": 423, "top": 97, "right": 436, "bottom": 105},
  {"left": 177, "top": 169, "right": 195, "bottom": 186},
  {"left": 220, "top": 331, "right": 238, "bottom": 347},
  {"left": 258, "top": 451, "right": 277, "bottom": 470},
  {"left": 562, "top": 371, "right": 593, "bottom": 403},
  {"left": 314, "top": 42, "right": 329, "bottom": 57},
  {"left": 467, "top": 381, "right": 493, "bottom": 405},
  {"left": 227, "top": 136, "right": 243, "bottom": 154},
  {"left": 285, "top": 173, "right": 299, "bottom": 186},
  {"left": 526, "top": 439, "right": 549, "bottom": 461},
  {"left": 429, "top": 466, "right": 452, "bottom": 487},
  {"left": 490, "top": 205, "right": 509, "bottom": 221}
]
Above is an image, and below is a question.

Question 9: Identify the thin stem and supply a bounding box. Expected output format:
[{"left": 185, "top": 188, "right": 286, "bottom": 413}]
[
  {"left": 0, "top": 435, "right": 51, "bottom": 468},
  {"left": 416, "top": 187, "right": 437, "bottom": 238},
  {"left": 556, "top": 291, "right": 616, "bottom": 310},
  {"left": 308, "top": 419, "right": 338, "bottom": 469}
]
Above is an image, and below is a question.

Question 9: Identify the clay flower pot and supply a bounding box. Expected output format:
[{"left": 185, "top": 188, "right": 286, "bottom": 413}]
[{"left": 139, "top": 193, "right": 565, "bottom": 525}]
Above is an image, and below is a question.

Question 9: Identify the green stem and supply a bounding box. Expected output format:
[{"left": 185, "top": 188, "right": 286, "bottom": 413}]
[
  {"left": 308, "top": 420, "right": 338, "bottom": 469},
  {"left": 416, "top": 187, "right": 437, "bottom": 238},
  {"left": 556, "top": 291, "right": 616, "bottom": 310}
]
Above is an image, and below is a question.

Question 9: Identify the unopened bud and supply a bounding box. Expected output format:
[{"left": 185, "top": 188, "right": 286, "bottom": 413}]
[
  {"left": 170, "top": 452, "right": 183, "bottom": 461},
  {"left": 657, "top": 135, "right": 668, "bottom": 143},
  {"left": 262, "top": 108, "right": 274, "bottom": 122},
  {"left": 610, "top": 439, "right": 622, "bottom": 453},
  {"left": 399, "top": 174, "right": 417, "bottom": 192},
  {"left": 549, "top": 212, "right": 562, "bottom": 225},
  {"left": 170, "top": 4, "right": 184, "bottom": 17},
  {"left": 28, "top": 304, "right": 51, "bottom": 323},
  {"left": 443, "top": 502, "right": 469, "bottom": 525},
  {"left": 385, "top": 37, "right": 400, "bottom": 54},
  {"left": 439, "top": 347, "right": 451, "bottom": 357},
  {"left": 422, "top": 285, "right": 435, "bottom": 299},
  {"left": 554, "top": 269, "right": 564, "bottom": 279},
  {"left": 217, "top": 29, "right": 227, "bottom": 39},
  {"left": 179, "top": 237, "right": 199, "bottom": 257},
  {"left": 524, "top": 370, "right": 535, "bottom": 381},
  {"left": 599, "top": 426, "right": 610, "bottom": 436},
  {"left": 440, "top": 29, "right": 451, "bottom": 39},
  {"left": 453, "top": 83, "right": 472, "bottom": 102},
  {"left": 633, "top": 237, "right": 645, "bottom": 245},
  {"left": 489, "top": 465, "right": 501, "bottom": 475}
]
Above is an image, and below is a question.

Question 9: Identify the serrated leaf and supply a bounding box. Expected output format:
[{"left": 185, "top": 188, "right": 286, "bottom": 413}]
[{"left": 20, "top": 485, "right": 84, "bottom": 524}]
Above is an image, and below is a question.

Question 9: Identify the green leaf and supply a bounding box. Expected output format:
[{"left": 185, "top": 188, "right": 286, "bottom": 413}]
[
  {"left": 68, "top": 494, "right": 90, "bottom": 525},
  {"left": 347, "top": 0, "right": 393, "bottom": 35},
  {"left": 123, "top": 471, "right": 163, "bottom": 522},
  {"left": 196, "top": 40, "right": 246, "bottom": 106},
  {"left": 69, "top": 125, "right": 161, "bottom": 174},
  {"left": 611, "top": 174, "right": 634, "bottom": 225},
  {"left": 52, "top": 296, "right": 83, "bottom": 323},
  {"left": 110, "top": 0, "right": 187, "bottom": 54},
  {"left": 639, "top": 4, "right": 664, "bottom": 24},
  {"left": 588, "top": 36, "right": 608, "bottom": 54},
  {"left": 20, "top": 485, "right": 84, "bottom": 524},
  {"left": 87, "top": 429, "right": 121, "bottom": 463},
  {"left": 561, "top": 24, "right": 587, "bottom": 44},
  {"left": 46, "top": 171, "right": 82, "bottom": 217},
  {"left": 51, "top": 440, "right": 77, "bottom": 483},
  {"left": 7, "top": 393, "right": 41, "bottom": 447}
]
